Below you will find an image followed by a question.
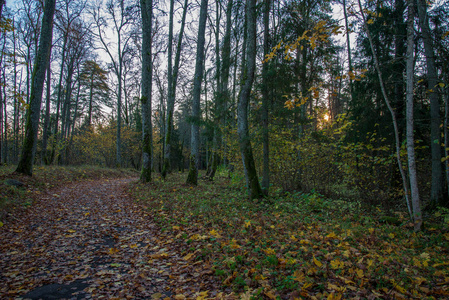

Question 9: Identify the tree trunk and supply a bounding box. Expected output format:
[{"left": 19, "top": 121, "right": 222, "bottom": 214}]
[
  {"left": 15, "top": 0, "right": 56, "bottom": 176},
  {"left": 406, "top": 0, "right": 422, "bottom": 231},
  {"left": 41, "top": 57, "right": 52, "bottom": 164},
  {"left": 206, "top": 0, "right": 223, "bottom": 181},
  {"left": 163, "top": 0, "right": 189, "bottom": 179},
  {"left": 0, "top": 0, "right": 5, "bottom": 21},
  {"left": 237, "top": 0, "right": 262, "bottom": 200},
  {"left": 261, "top": 0, "right": 270, "bottom": 195},
  {"left": 140, "top": 0, "right": 153, "bottom": 183},
  {"left": 342, "top": 0, "right": 354, "bottom": 102},
  {"left": 417, "top": 0, "right": 444, "bottom": 207},
  {"left": 51, "top": 31, "right": 68, "bottom": 164},
  {"left": 186, "top": 0, "right": 208, "bottom": 185},
  {"left": 357, "top": 0, "right": 412, "bottom": 216}
]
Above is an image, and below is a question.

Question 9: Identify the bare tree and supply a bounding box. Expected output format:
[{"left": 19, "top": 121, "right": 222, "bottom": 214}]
[
  {"left": 186, "top": 0, "right": 208, "bottom": 185},
  {"left": 92, "top": 0, "right": 135, "bottom": 167},
  {"left": 162, "top": 0, "right": 189, "bottom": 179}
]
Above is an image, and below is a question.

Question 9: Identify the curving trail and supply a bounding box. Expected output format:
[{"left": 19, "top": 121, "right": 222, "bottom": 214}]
[{"left": 0, "top": 178, "right": 224, "bottom": 299}]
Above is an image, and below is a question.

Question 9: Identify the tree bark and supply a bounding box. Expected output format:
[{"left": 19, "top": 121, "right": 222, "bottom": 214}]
[
  {"left": 417, "top": 0, "right": 444, "bottom": 207},
  {"left": 162, "top": 0, "right": 189, "bottom": 179},
  {"left": 342, "top": 0, "right": 354, "bottom": 101},
  {"left": 186, "top": 0, "right": 208, "bottom": 185},
  {"left": 140, "top": 0, "right": 153, "bottom": 183},
  {"left": 15, "top": 0, "right": 56, "bottom": 175},
  {"left": 0, "top": 0, "right": 5, "bottom": 21},
  {"left": 261, "top": 0, "right": 270, "bottom": 196},
  {"left": 406, "top": 0, "right": 422, "bottom": 231},
  {"left": 237, "top": 0, "right": 262, "bottom": 200},
  {"left": 41, "top": 57, "right": 52, "bottom": 164}
]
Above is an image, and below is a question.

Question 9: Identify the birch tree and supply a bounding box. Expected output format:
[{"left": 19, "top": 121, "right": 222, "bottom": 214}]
[{"left": 405, "top": 0, "right": 422, "bottom": 231}]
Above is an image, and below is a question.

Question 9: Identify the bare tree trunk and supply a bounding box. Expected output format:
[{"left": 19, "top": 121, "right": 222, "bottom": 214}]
[
  {"left": 206, "top": 0, "right": 223, "bottom": 181},
  {"left": 16, "top": 0, "right": 56, "bottom": 176},
  {"left": 186, "top": 0, "right": 208, "bottom": 185},
  {"left": 41, "top": 57, "right": 52, "bottom": 164},
  {"left": 0, "top": 26, "right": 5, "bottom": 164},
  {"left": 357, "top": 0, "right": 412, "bottom": 217},
  {"left": 417, "top": 0, "right": 444, "bottom": 207},
  {"left": 51, "top": 32, "right": 68, "bottom": 164},
  {"left": 445, "top": 86, "right": 449, "bottom": 199},
  {"left": 220, "top": 0, "right": 233, "bottom": 170},
  {"left": 163, "top": 0, "right": 189, "bottom": 179},
  {"left": 140, "top": 0, "right": 153, "bottom": 182},
  {"left": 342, "top": 0, "right": 353, "bottom": 101},
  {"left": 406, "top": 0, "right": 422, "bottom": 231},
  {"left": 0, "top": 0, "right": 5, "bottom": 21},
  {"left": 237, "top": 0, "right": 262, "bottom": 200},
  {"left": 261, "top": 0, "right": 270, "bottom": 196}
]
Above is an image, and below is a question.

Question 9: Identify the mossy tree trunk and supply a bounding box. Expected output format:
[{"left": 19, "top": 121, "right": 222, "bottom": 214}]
[{"left": 16, "top": 0, "right": 56, "bottom": 176}]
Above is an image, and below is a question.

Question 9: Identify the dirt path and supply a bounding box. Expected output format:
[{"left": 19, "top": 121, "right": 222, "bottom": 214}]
[{"left": 0, "top": 178, "right": 225, "bottom": 299}]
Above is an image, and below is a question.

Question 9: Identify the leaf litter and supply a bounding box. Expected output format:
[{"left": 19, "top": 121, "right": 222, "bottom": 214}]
[{"left": 0, "top": 177, "right": 233, "bottom": 299}]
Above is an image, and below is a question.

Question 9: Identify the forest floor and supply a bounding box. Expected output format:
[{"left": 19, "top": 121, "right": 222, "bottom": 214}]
[
  {"left": 0, "top": 168, "right": 229, "bottom": 299},
  {"left": 1, "top": 166, "right": 449, "bottom": 299}
]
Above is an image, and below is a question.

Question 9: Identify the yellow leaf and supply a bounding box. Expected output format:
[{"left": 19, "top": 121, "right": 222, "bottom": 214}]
[
  {"left": 209, "top": 229, "right": 220, "bottom": 237},
  {"left": 264, "top": 248, "right": 276, "bottom": 255},
  {"left": 151, "top": 293, "right": 163, "bottom": 299},
  {"left": 67, "top": 229, "right": 76, "bottom": 233},
  {"left": 330, "top": 259, "right": 344, "bottom": 269},
  {"left": 183, "top": 253, "right": 194, "bottom": 261},
  {"left": 443, "top": 31, "right": 449, "bottom": 38},
  {"left": 313, "top": 256, "right": 323, "bottom": 268},
  {"left": 244, "top": 220, "right": 251, "bottom": 228},
  {"left": 367, "top": 19, "right": 374, "bottom": 24},
  {"left": 438, "top": 82, "right": 445, "bottom": 88},
  {"left": 264, "top": 290, "right": 277, "bottom": 300},
  {"left": 196, "top": 291, "right": 208, "bottom": 300},
  {"left": 356, "top": 269, "right": 364, "bottom": 278},
  {"left": 173, "top": 226, "right": 180, "bottom": 230},
  {"left": 395, "top": 284, "right": 407, "bottom": 294},
  {"left": 293, "top": 270, "right": 305, "bottom": 282},
  {"left": 0, "top": 221, "right": 3, "bottom": 227},
  {"left": 326, "top": 232, "right": 337, "bottom": 239}
]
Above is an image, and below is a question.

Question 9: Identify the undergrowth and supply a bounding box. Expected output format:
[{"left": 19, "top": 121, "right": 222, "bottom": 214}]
[{"left": 131, "top": 171, "right": 449, "bottom": 299}]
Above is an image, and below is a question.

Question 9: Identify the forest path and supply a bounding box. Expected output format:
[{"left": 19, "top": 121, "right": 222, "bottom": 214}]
[{"left": 0, "top": 177, "right": 220, "bottom": 299}]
